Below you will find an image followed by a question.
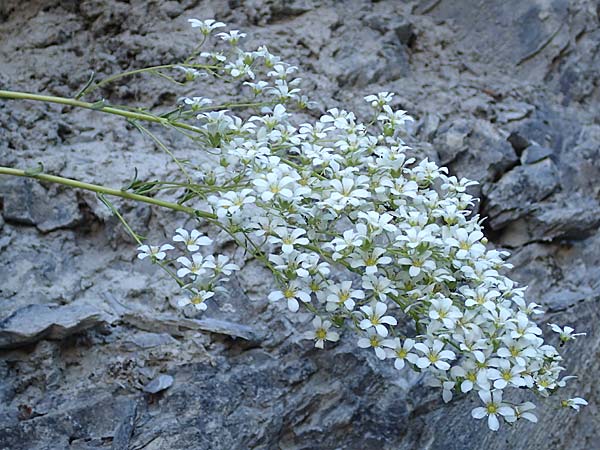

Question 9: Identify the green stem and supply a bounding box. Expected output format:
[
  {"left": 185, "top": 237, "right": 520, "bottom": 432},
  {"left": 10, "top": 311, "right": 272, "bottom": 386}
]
[
  {"left": 87, "top": 63, "right": 217, "bottom": 93},
  {"left": 0, "top": 90, "right": 203, "bottom": 134},
  {"left": 0, "top": 166, "right": 216, "bottom": 219}
]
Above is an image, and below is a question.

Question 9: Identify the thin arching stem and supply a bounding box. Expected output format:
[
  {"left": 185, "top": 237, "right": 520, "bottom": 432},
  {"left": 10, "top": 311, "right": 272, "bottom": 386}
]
[
  {"left": 0, "top": 90, "right": 204, "bottom": 134},
  {"left": 0, "top": 166, "right": 216, "bottom": 220}
]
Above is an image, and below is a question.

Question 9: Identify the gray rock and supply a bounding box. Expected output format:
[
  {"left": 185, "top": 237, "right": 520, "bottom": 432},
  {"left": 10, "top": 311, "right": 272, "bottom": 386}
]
[
  {"left": 521, "top": 142, "right": 553, "bottom": 164},
  {"left": 507, "top": 131, "right": 530, "bottom": 154},
  {"left": 393, "top": 19, "right": 416, "bottom": 46},
  {"left": 1, "top": 0, "right": 600, "bottom": 449},
  {"left": 142, "top": 374, "right": 173, "bottom": 394},
  {"left": 435, "top": 119, "right": 518, "bottom": 183},
  {"left": 498, "top": 195, "right": 600, "bottom": 246},
  {"left": 483, "top": 158, "right": 560, "bottom": 229},
  {"left": 111, "top": 401, "right": 137, "bottom": 450},
  {"left": 122, "top": 312, "right": 267, "bottom": 343},
  {"left": 122, "top": 332, "right": 177, "bottom": 350},
  {"left": 270, "top": 0, "right": 314, "bottom": 18},
  {"left": 0, "top": 178, "right": 82, "bottom": 232},
  {"left": 0, "top": 303, "right": 109, "bottom": 349},
  {"left": 497, "top": 101, "right": 535, "bottom": 123}
]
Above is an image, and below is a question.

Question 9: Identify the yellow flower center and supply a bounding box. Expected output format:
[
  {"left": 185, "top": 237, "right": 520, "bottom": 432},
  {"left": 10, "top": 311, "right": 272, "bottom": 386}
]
[{"left": 315, "top": 328, "right": 327, "bottom": 340}]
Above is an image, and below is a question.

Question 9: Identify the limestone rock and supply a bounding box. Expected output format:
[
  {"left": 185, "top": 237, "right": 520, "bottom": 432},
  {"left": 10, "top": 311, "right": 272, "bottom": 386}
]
[{"left": 0, "top": 303, "right": 109, "bottom": 349}]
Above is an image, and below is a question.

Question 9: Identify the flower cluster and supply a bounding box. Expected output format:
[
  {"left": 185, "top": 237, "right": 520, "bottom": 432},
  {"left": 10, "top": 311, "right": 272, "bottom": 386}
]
[
  {"left": 139, "top": 228, "right": 239, "bottom": 311},
  {"left": 137, "top": 19, "right": 586, "bottom": 430}
]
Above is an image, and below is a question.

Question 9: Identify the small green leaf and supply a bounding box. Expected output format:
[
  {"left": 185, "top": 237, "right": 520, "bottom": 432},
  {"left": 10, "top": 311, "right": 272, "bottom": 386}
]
[
  {"left": 90, "top": 100, "right": 106, "bottom": 110},
  {"left": 24, "top": 162, "right": 44, "bottom": 176},
  {"left": 75, "top": 71, "right": 96, "bottom": 100}
]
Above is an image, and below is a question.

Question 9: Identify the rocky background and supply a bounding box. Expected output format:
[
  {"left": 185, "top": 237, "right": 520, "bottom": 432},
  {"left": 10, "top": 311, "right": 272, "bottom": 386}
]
[{"left": 0, "top": 0, "right": 599, "bottom": 449}]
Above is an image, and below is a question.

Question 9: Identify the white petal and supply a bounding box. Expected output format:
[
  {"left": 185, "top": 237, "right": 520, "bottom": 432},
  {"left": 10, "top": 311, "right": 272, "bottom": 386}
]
[
  {"left": 375, "top": 347, "right": 387, "bottom": 360},
  {"left": 471, "top": 407, "right": 487, "bottom": 419},
  {"left": 487, "top": 414, "right": 500, "bottom": 431},
  {"left": 287, "top": 298, "right": 299, "bottom": 312},
  {"left": 375, "top": 324, "right": 388, "bottom": 337}
]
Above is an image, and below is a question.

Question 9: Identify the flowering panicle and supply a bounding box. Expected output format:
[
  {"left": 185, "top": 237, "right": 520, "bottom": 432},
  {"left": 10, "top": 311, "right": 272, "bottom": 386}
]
[{"left": 136, "top": 19, "right": 587, "bottom": 430}]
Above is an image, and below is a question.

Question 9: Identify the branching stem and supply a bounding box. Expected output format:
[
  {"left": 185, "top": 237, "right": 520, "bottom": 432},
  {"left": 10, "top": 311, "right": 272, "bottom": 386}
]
[{"left": 0, "top": 166, "right": 216, "bottom": 219}]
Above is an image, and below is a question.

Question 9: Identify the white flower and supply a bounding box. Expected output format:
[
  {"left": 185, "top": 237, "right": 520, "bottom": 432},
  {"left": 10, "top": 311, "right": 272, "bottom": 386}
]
[
  {"left": 203, "top": 254, "right": 240, "bottom": 276},
  {"left": 413, "top": 340, "right": 455, "bottom": 371},
  {"left": 350, "top": 248, "right": 392, "bottom": 275},
  {"left": 471, "top": 390, "right": 515, "bottom": 431},
  {"left": 496, "top": 337, "right": 537, "bottom": 367},
  {"left": 359, "top": 302, "right": 398, "bottom": 337},
  {"left": 173, "top": 228, "right": 213, "bottom": 251},
  {"left": 357, "top": 329, "right": 387, "bottom": 360},
  {"left": 364, "top": 92, "right": 394, "bottom": 109},
  {"left": 428, "top": 297, "right": 462, "bottom": 329},
  {"left": 326, "top": 177, "right": 370, "bottom": 210},
  {"left": 325, "top": 281, "right": 364, "bottom": 311},
  {"left": 549, "top": 323, "right": 586, "bottom": 343},
  {"left": 445, "top": 228, "right": 486, "bottom": 259},
  {"left": 304, "top": 316, "right": 339, "bottom": 349},
  {"left": 486, "top": 359, "right": 526, "bottom": 389},
  {"left": 253, "top": 172, "right": 295, "bottom": 201},
  {"left": 176, "top": 254, "right": 208, "bottom": 278},
  {"left": 268, "top": 281, "right": 312, "bottom": 312},
  {"left": 561, "top": 397, "right": 588, "bottom": 411},
  {"left": 362, "top": 275, "right": 397, "bottom": 301},
  {"left": 269, "top": 227, "right": 309, "bottom": 254},
  {"left": 216, "top": 30, "right": 246, "bottom": 45},
  {"left": 188, "top": 18, "right": 226, "bottom": 35},
  {"left": 182, "top": 97, "right": 213, "bottom": 110},
  {"left": 175, "top": 66, "right": 204, "bottom": 81},
  {"left": 504, "top": 402, "right": 537, "bottom": 423},
  {"left": 214, "top": 189, "right": 256, "bottom": 218},
  {"left": 177, "top": 290, "right": 215, "bottom": 311},
  {"left": 383, "top": 337, "right": 418, "bottom": 370},
  {"left": 137, "top": 244, "right": 174, "bottom": 261},
  {"left": 507, "top": 313, "right": 542, "bottom": 341}
]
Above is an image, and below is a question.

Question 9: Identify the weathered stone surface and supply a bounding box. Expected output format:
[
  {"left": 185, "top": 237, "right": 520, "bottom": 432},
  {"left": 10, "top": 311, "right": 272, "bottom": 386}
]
[
  {"left": 0, "top": 178, "right": 82, "bottom": 232},
  {"left": 1, "top": 0, "right": 600, "bottom": 449},
  {"left": 0, "top": 303, "right": 109, "bottom": 349},
  {"left": 122, "top": 312, "right": 267, "bottom": 343},
  {"left": 521, "top": 142, "right": 554, "bottom": 164},
  {"left": 142, "top": 374, "right": 174, "bottom": 394},
  {"left": 435, "top": 119, "right": 518, "bottom": 184},
  {"left": 483, "top": 159, "right": 560, "bottom": 229}
]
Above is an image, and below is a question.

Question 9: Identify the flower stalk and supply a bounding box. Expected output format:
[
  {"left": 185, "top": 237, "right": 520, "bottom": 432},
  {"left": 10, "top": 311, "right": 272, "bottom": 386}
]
[{"left": 0, "top": 166, "right": 215, "bottom": 219}]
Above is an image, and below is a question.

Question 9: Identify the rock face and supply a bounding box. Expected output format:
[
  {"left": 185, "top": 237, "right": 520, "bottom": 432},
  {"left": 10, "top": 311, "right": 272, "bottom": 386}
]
[
  {"left": 0, "top": 0, "right": 599, "bottom": 449},
  {"left": 0, "top": 303, "right": 110, "bottom": 349}
]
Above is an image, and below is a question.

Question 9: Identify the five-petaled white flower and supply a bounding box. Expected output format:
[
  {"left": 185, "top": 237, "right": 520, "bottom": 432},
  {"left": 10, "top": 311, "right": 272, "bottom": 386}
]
[
  {"left": 413, "top": 340, "right": 456, "bottom": 371},
  {"left": 137, "top": 244, "right": 174, "bottom": 261},
  {"left": 268, "top": 281, "right": 311, "bottom": 312},
  {"left": 383, "top": 337, "right": 418, "bottom": 370},
  {"left": 176, "top": 254, "right": 208, "bottom": 278},
  {"left": 188, "top": 18, "right": 226, "bottom": 35},
  {"left": 504, "top": 402, "right": 537, "bottom": 423},
  {"left": 359, "top": 302, "right": 398, "bottom": 337},
  {"left": 177, "top": 290, "right": 215, "bottom": 311},
  {"left": 561, "top": 397, "right": 588, "bottom": 411},
  {"left": 304, "top": 316, "right": 340, "bottom": 349},
  {"left": 269, "top": 227, "right": 309, "bottom": 254},
  {"left": 471, "top": 390, "right": 514, "bottom": 431},
  {"left": 357, "top": 328, "right": 387, "bottom": 360},
  {"left": 325, "top": 281, "right": 364, "bottom": 312},
  {"left": 203, "top": 254, "right": 240, "bottom": 276},
  {"left": 549, "top": 323, "right": 586, "bottom": 344},
  {"left": 173, "top": 228, "right": 213, "bottom": 251}
]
